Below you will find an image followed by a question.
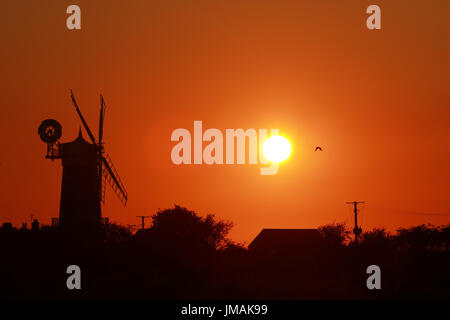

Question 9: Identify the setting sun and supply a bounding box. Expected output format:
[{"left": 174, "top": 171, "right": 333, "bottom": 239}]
[{"left": 263, "top": 135, "right": 292, "bottom": 163}]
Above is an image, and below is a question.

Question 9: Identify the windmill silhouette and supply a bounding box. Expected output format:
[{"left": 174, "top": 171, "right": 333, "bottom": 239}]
[{"left": 38, "top": 90, "right": 128, "bottom": 229}]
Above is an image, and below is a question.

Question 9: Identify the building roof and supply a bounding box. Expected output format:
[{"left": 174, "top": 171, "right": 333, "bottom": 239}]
[
  {"left": 69, "top": 128, "right": 93, "bottom": 145},
  {"left": 248, "top": 228, "right": 323, "bottom": 252},
  {"left": 60, "top": 128, "right": 97, "bottom": 165}
]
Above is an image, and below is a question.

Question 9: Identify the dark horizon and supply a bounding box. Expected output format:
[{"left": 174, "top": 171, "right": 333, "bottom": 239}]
[
  {"left": 1, "top": 205, "right": 449, "bottom": 300},
  {"left": 2, "top": 205, "right": 450, "bottom": 247}
]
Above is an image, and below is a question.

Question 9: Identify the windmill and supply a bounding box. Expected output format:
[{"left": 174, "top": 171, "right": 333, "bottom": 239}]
[{"left": 37, "top": 90, "right": 128, "bottom": 229}]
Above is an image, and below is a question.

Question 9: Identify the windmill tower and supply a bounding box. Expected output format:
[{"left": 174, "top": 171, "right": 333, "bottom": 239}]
[{"left": 37, "top": 91, "right": 128, "bottom": 230}]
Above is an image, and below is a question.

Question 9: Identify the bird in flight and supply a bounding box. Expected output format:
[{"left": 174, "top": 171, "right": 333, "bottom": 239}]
[{"left": 314, "top": 146, "right": 323, "bottom": 152}]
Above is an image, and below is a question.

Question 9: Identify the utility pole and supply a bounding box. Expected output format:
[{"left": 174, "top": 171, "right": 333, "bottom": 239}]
[
  {"left": 136, "top": 216, "right": 150, "bottom": 230},
  {"left": 346, "top": 201, "right": 364, "bottom": 246}
]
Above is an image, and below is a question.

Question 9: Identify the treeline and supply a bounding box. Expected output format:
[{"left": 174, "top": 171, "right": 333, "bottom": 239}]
[{"left": 0, "top": 206, "right": 449, "bottom": 299}]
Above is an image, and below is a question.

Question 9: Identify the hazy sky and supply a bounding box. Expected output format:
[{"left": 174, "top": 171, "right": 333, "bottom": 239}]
[{"left": 1, "top": 1, "right": 449, "bottom": 243}]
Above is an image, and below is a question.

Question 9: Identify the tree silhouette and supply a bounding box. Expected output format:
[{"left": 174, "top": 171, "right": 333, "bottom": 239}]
[
  {"left": 101, "top": 222, "right": 132, "bottom": 245},
  {"left": 148, "top": 205, "right": 233, "bottom": 249},
  {"left": 360, "top": 227, "right": 393, "bottom": 250},
  {"left": 318, "top": 222, "right": 350, "bottom": 248},
  {"left": 395, "top": 224, "right": 450, "bottom": 252}
]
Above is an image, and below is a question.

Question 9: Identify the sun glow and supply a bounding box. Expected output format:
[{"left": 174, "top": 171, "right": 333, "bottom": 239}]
[{"left": 262, "top": 135, "right": 292, "bottom": 163}]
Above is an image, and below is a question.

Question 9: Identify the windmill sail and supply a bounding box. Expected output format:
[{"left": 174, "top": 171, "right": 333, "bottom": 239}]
[
  {"left": 70, "top": 90, "right": 128, "bottom": 207},
  {"left": 102, "top": 153, "right": 128, "bottom": 206},
  {"left": 98, "top": 95, "right": 106, "bottom": 202},
  {"left": 99, "top": 95, "right": 105, "bottom": 144},
  {"left": 70, "top": 90, "right": 97, "bottom": 145}
]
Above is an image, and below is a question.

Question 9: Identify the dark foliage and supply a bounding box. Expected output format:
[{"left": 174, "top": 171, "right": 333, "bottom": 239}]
[{"left": 0, "top": 208, "right": 448, "bottom": 300}]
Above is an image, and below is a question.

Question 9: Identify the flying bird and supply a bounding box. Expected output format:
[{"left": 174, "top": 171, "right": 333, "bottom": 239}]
[{"left": 314, "top": 146, "right": 323, "bottom": 152}]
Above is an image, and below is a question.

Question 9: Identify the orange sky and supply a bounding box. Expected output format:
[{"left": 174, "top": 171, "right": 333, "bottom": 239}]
[{"left": 1, "top": 0, "right": 449, "bottom": 244}]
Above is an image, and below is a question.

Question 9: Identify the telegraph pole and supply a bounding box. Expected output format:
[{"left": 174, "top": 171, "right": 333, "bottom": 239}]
[
  {"left": 346, "top": 201, "right": 364, "bottom": 246},
  {"left": 136, "top": 216, "right": 150, "bottom": 230}
]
